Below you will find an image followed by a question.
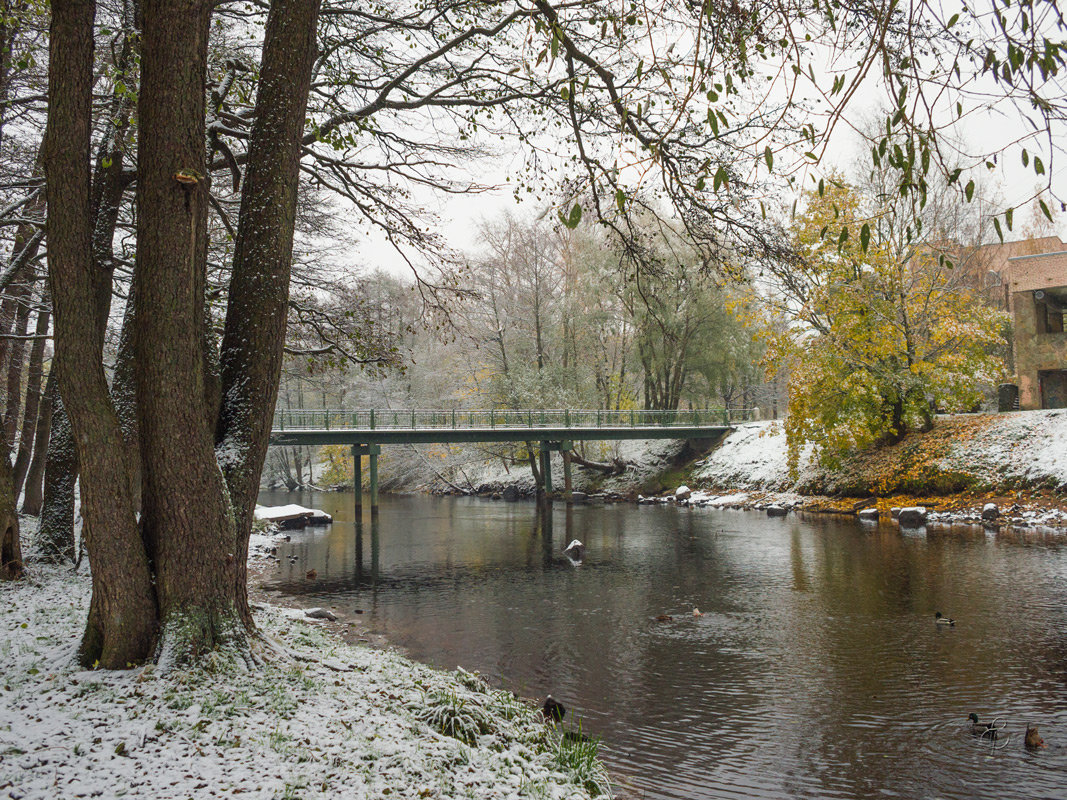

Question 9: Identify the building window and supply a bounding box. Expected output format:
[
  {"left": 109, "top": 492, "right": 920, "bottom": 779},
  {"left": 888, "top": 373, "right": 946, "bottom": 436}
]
[
  {"left": 1039, "top": 370, "right": 1067, "bottom": 409},
  {"left": 1034, "top": 289, "right": 1066, "bottom": 334}
]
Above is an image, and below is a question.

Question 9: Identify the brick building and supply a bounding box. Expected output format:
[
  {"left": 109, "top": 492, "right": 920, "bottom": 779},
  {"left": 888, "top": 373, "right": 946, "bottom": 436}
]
[
  {"left": 1004, "top": 249, "right": 1067, "bottom": 408},
  {"left": 965, "top": 236, "right": 1067, "bottom": 408}
]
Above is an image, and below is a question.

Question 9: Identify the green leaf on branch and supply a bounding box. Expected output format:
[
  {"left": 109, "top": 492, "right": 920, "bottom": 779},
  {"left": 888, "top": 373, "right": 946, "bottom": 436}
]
[
  {"left": 860, "top": 223, "right": 871, "bottom": 253},
  {"left": 713, "top": 165, "right": 728, "bottom": 192},
  {"left": 559, "top": 202, "right": 583, "bottom": 229}
]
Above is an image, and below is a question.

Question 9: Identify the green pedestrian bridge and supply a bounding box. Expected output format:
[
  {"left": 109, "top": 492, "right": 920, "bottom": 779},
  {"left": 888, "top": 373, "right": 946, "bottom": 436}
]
[{"left": 269, "top": 408, "right": 751, "bottom": 511}]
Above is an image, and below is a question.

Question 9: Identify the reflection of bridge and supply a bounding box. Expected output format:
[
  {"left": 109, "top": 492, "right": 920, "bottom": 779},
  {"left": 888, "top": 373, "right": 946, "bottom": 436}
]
[{"left": 269, "top": 408, "right": 750, "bottom": 512}]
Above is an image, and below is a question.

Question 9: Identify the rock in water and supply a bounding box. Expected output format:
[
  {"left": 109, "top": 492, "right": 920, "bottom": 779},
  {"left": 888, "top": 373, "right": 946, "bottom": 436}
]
[
  {"left": 563, "top": 539, "right": 586, "bottom": 560},
  {"left": 675, "top": 485, "right": 692, "bottom": 501},
  {"left": 898, "top": 506, "right": 928, "bottom": 527},
  {"left": 982, "top": 503, "right": 999, "bottom": 522},
  {"left": 857, "top": 508, "right": 879, "bottom": 521},
  {"left": 766, "top": 505, "right": 788, "bottom": 517},
  {"left": 502, "top": 485, "right": 520, "bottom": 502},
  {"left": 304, "top": 607, "right": 338, "bottom": 621},
  {"left": 542, "top": 695, "right": 566, "bottom": 722}
]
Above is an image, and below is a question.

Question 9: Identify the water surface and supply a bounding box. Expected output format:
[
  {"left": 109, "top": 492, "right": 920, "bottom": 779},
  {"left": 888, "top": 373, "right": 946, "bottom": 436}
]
[{"left": 260, "top": 490, "right": 1067, "bottom": 800}]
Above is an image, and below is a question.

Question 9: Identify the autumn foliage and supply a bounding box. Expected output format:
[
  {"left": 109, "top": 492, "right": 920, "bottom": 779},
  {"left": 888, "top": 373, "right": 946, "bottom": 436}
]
[{"left": 766, "top": 178, "right": 1008, "bottom": 475}]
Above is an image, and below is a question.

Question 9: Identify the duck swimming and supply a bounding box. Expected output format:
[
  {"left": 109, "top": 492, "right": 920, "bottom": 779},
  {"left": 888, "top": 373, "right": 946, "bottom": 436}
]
[
  {"left": 1025, "top": 724, "right": 1046, "bottom": 750},
  {"left": 968, "top": 713, "right": 1000, "bottom": 739},
  {"left": 935, "top": 612, "right": 955, "bottom": 626}
]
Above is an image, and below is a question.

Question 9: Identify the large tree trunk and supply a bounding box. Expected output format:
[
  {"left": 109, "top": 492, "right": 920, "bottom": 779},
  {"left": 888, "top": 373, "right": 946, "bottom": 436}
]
[
  {"left": 46, "top": 0, "right": 157, "bottom": 666},
  {"left": 37, "top": 3, "right": 140, "bottom": 553},
  {"left": 216, "top": 0, "right": 322, "bottom": 625},
  {"left": 135, "top": 0, "right": 241, "bottom": 663},
  {"left": 20, "top": 369, "right": 54, "bottom": 516}
]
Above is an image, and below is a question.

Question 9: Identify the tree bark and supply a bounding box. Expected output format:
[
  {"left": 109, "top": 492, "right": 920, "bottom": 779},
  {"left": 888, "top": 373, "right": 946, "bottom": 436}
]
[
  {"left": 20, "top": 368, "right": 53, "bottom": 516},
  {"left": 216, "top": 0, "right": 321, "bottom": 625},
  {"left": 12, "top": 295, "right": 50, "bottom": 497},
  {"left": 0, "top": 444, "right": 21, "bottom": 580},
  {"left": 135, "top": 0, "right": 241, "bottom": 664},
  {"left": 2, "top": 283, "right": 33, "bottom": 444},
  {"left": 35, "top": 397, "right": 76, "bottom": 559},
  {"left": 111, "top": 286, "right": 140, "bottom": 509},
  {"left": 46, "top": 0, "right": 156, "bottom": 666}
]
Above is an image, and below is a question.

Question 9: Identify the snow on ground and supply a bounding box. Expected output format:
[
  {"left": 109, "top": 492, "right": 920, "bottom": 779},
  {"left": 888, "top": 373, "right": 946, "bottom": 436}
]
[
  {"left": 937, "top": 408, "right": 1067, "bottom": 489},
  {"left": 693, "top": 410, "right": 1067, "bottom": 495},
  {"left": 691, "top": 422, "right": 796, "bottom": 491},
  {"left": 1, "top": 561, "right": 610, "bottom": 799},
  {"left": 424, "top": 438, "right": 688, "bottom": 497}
]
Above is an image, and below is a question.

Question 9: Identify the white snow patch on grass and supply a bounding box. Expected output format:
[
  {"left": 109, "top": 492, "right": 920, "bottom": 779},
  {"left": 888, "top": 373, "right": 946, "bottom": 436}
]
[{"left": 1, "top": 566, "right": 611, "bottom": 800}]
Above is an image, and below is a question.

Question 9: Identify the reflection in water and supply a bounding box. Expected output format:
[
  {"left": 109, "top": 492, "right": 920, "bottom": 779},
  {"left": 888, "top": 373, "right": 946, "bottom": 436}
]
[{"left": 260, "top": 490, "right": 1067, "bottom": 800}]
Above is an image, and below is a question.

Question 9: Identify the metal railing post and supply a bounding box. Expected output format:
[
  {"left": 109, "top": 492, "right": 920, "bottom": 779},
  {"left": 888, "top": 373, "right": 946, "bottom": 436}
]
[{"left": 370, "top": 409, "right": 375, "bottom": 430}]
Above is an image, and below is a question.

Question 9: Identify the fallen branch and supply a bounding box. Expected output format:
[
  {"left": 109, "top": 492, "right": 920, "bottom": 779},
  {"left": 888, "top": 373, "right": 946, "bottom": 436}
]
[{"left": 568, "top": 450, "right": 630, "bottom": 475}]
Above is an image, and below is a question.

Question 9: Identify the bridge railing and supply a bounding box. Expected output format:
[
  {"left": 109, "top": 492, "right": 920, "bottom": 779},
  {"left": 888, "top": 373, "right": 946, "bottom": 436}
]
[{"left": 273, "top": 408, "right": 755, "bottom": 431}]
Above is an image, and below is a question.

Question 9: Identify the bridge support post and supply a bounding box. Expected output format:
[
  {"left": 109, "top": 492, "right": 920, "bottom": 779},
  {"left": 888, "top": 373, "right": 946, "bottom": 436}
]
[
  {"left": 369, "top": 448, "right": 379, "bottom": 518},
  {"left": 352, "top": 444, "right": 382, "bottom": 518},
  {"left": 560, "top": 440, "right": 573, "bottom": 503},
  {"left": 352, "top": 445, "right": 362, "bottom": 518},
  {"left": 539, "top": 441, "right": 553, "bottom": 496}
]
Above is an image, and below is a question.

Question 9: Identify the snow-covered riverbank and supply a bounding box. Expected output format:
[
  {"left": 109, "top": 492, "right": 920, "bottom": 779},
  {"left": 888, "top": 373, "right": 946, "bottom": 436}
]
[
  {"left": 682, "top": 410, "right": 1067, "bottom": 528},
  {"left": 0, "top": 534, "right": 612, "bottom": 800},
  {"left": 695, "top": 410, "right": 1067, "bottom": 495}
]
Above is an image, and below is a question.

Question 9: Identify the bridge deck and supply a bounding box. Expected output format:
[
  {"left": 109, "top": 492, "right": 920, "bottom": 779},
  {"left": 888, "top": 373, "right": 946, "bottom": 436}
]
[
  {"left": 269, "top": 408, "right": 747, "bottom": 446},
  {"left": 270, "top": 425, "right": 733, "bottom": 446}
]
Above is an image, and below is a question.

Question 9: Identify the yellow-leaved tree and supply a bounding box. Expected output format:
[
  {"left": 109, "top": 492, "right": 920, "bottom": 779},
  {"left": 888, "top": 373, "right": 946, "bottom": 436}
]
[{"left": 765, "top": 175, "right": 1008, "bottom": 475}]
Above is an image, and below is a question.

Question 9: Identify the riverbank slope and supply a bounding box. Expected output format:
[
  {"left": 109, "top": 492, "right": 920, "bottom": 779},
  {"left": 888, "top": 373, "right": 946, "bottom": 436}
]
[
  {"left": 688, "top": 409, "right": 1067, "bottom": 526},
  {"left": 0, "top": 532, "right": 612, "bottom": 800}
]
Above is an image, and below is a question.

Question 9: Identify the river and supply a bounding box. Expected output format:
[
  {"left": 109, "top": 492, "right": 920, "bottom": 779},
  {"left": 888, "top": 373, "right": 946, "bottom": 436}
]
[{"left": 259, "top": 490, "right": 1067, "bottom": 800}]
